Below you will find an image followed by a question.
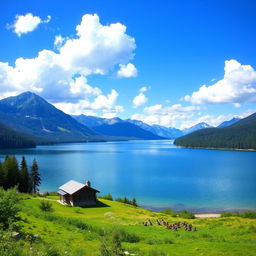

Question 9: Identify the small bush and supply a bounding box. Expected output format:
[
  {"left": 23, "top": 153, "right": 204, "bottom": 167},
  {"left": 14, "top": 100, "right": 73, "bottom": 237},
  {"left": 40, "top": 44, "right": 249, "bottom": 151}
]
[
  {"left": 0, "top": 188, "right": 21, "bottom": 230},
  {"left": 161, "top": 208, "right": 195, "bottom": 219},
  {"left": 161, "top": 208, "right": 178, "bottom": 217},
  {"left": 242, "top": 211, "right": 256, "bottom": 219},
  {"left": 39, "top": 200, "right": 53, "bottom": 212},
  {"left": 179, "top": 210, "right": 195, "bottom": 219},
  {"left": 221, "top": 212, "right": 233, "bottom": 217}
]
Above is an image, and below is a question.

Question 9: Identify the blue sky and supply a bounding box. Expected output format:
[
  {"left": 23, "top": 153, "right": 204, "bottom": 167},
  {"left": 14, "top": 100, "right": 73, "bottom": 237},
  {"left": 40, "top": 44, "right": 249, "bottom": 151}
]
[{"left": 1, "top": 0, "right": 256, "bottom": 129}]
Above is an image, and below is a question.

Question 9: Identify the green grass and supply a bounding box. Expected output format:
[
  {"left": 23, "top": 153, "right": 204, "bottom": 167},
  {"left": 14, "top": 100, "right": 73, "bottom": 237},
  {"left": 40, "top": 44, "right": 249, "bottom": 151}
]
[{"left": 8, "top": 196, "right": 256, "bottom": 255}]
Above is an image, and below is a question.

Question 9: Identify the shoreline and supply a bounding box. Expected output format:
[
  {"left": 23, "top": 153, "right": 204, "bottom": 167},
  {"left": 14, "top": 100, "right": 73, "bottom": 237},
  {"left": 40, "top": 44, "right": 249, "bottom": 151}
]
[
  {"left": 174, "top": 145, "right": 256, "bottom": 152},
  {"left": 141, "top": 204, "right": 256, "bottom": 214}
]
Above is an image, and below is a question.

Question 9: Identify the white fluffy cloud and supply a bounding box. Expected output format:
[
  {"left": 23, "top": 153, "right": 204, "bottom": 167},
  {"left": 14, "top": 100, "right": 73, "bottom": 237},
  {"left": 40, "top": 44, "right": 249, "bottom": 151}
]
[
  {"left": 131, "top": 103, "right": 201, "bottom": 127},
  {"left": 54, "top": 35, "right": 65, "bottom": 49},
  {"left": 117, "top": 63, "right": 137, "bottom": 78},
  {"left": 9, "top": 13, "right": 51, "bottom": 36},
  {"left": 53, "top": 89, "right": 123, "bottom": 118},
  {"left": 178, "top": 109, "right": 256, "bottom": 130},
  {"left": 139, "top": 86, "right": 150, "bottom": 92},
  {"left": 1, "top": 13, "right": 136, "bottom": 115},
  {"left": 133, "top": 93, "right": 148, "bottom": 108},
  {"left": 184, "top": 59, "right": 256, "bottom": 106}
]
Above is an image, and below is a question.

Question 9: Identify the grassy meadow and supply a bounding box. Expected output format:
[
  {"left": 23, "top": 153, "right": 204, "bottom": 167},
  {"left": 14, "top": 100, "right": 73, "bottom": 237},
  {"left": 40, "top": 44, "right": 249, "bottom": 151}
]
[{"left": 2, "top": 194, "right": 256, "bottom": 256}]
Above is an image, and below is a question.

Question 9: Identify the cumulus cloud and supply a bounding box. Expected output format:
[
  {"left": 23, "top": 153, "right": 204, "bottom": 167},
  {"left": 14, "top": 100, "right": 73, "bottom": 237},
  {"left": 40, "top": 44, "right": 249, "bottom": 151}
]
[
  {"left": 1, "top": 13, "right": 136, "bottom": 115},
  {"left": 69, "top": 76, "right": 101, "bottom": 96},
  {"left": 8, "top": 13, "right": 51, "bottom": 36},
  {"left": 131, "top": 103, "right": 201, "bottom": 128},
  {"left": 53, "top": 89, "right": 124, "bottom": 117},
  {"left": 133, "top": 92, "right": 148, "bottom": 108},
  {"left": 54, "top": 35, "right": 65, "bottom": 49},
  {"left": 184, "top": 60, "right": 256, "bottom": 106},
  {"left": 178, "top": 109, "right": 256, "bottom": 130},
  {"left": 139, "top": 86, "right": 150, "bottom": 92},
  {"left": 117, "top": 63, "right": 137, "bottom": 78}
]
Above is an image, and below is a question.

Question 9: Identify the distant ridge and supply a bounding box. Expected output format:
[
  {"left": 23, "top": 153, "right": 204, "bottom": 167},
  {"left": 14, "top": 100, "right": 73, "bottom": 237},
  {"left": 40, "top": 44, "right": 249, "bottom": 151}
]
[
  {"left": 74, "top": 115, "right": 220, "bottom": 139},
  {"left": 126, "top": 119, "right": 183, "bottom": 138},
  {"left": 73, "top": 115, "right": 164, "bottom": 140},
  {"left": 174, "top": 112, "right": 256, "bottom": 150},
  {"left": 217, "top": 117, "right": 240, "bottom": 128}
]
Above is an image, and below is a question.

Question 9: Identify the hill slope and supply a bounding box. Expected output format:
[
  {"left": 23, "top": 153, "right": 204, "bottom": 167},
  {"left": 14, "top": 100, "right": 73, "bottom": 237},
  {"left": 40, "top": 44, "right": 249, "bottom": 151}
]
[
  {"left": 0, "top": 122, "right": 36, "bottom": 148},
  {"left": 6, "top": 195, "right": 256, "bottom": 256},
  {"left": 0, "top": 92, "right": 102, "bottom": 143},
  {"left": 174, "top": 112, "right": 256, "bottom": 150}
]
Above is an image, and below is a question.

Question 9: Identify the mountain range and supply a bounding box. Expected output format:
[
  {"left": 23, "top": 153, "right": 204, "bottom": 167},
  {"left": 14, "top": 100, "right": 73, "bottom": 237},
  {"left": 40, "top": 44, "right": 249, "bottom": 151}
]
[
  {"left": 73, "top": 115, "right": 241, "bottom": 140},
  {"left": 72, "top": 115, "right": 164, "bottom": 140},
  {"left": 0, "top": 91, "right": 248, "bottom": 149}
]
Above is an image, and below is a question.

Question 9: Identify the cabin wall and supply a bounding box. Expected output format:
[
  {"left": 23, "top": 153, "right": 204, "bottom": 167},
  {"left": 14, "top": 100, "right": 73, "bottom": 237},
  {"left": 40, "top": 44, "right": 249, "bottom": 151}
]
[{"left": 72, "top": 188, "right": 97, "bottom": 206}]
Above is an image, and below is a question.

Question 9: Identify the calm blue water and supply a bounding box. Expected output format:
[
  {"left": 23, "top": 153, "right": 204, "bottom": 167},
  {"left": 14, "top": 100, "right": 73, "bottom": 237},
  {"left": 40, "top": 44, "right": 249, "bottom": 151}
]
[{"left": 1, "top": 140, "right": 256, "bottom": 211}]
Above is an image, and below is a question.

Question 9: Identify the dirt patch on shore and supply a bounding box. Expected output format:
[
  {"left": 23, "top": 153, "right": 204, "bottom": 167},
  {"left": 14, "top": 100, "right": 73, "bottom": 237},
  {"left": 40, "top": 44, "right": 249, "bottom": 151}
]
[{"left": 195, "top": 213, "right": 221, "bottom": 218}]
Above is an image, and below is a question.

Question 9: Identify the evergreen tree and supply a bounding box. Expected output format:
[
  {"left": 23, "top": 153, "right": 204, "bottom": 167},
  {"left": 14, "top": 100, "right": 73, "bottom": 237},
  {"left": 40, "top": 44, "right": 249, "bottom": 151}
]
[
  {"left": 123, "top": 197, "right": 128, "bottom": 204},
  {"left": 0, "top": 162, "right": 4, "bottom": 187},
  {"left": 131, "top": 197, "right": 137, "bottom": 207},
  {"left": 19, "top": 156, "right": 30, "bottom": 193},
  {"left": 3, "top": 156, "right": 19, "bottom": 189},
  {"left": 30, "top": 159, "right": 41, "bottom": 193}
]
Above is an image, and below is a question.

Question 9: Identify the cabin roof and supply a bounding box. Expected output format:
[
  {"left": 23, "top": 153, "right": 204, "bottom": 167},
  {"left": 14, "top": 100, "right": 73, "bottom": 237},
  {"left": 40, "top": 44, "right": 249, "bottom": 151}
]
[
  {"left": 59, "top": 180, "right": 99, "bottom": 195},
  {"left": 58, "top": 189, "right": 67, "bottom": 196}
]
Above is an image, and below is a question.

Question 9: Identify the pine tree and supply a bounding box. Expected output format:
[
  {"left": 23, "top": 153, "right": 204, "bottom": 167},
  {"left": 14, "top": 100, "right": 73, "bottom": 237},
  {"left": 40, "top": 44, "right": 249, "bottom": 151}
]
[
  {"left": 19, "top": 156, "right": 30, "bottom": 193},
  {"left": 30, "top": 159, "right": 41, "bottom": 193},
  {"left": 4, "top": 156, "right": 20, "bottom": 189},
  {"left": 131, "top": 197, "right": 137, "bottom": 207},
  {"left": 0, "top": 162, "right": 4, "bottom": 187},
  {"left": 123, "top": 197, "right": 128, "bottom": 204}
]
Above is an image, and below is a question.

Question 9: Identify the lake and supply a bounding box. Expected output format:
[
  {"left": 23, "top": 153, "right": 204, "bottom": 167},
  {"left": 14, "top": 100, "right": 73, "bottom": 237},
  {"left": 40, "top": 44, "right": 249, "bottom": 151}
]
[{"left": 1, "top": 140, "right": 256, "bottom": 212}]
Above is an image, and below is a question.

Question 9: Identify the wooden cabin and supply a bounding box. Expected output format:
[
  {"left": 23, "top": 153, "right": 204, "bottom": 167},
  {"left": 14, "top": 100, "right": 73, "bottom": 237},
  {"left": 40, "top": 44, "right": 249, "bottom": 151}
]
[{"left": 58, "top": 180, "right": 99, "bottom": 206}]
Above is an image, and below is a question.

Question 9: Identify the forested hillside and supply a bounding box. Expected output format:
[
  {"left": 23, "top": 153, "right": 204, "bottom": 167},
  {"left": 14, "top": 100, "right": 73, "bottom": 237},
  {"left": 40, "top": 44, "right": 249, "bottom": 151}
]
[
  {"left": 174, "top": 112, "right": 256, "bottom": 150},
  {"left": 0, "top": 122, "right": 35, "bottom": 148}
]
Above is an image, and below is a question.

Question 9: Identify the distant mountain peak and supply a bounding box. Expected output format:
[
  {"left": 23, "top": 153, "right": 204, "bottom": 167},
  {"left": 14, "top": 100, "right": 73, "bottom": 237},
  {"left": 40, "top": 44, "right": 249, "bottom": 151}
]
[
  {"left": 218, "top": 117, "right": 241, "bottom": 128},
  {"left": 0, "top": 92, "right": 99, "bottom": 142},
  {"left": 183, "top": 122, "right": 212, "bottom": 135}
]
